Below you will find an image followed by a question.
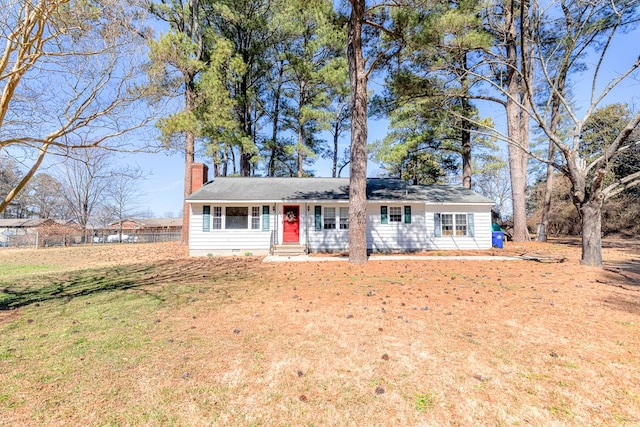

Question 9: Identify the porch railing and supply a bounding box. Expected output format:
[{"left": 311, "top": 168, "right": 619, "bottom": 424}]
[{"left": 269, "top": 229, "right": 277, "bottom": 255}]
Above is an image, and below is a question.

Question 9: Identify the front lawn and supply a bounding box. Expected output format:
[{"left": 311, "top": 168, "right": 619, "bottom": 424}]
[{"left": 1, "top": 241, "right": 639, "bottom": 425}]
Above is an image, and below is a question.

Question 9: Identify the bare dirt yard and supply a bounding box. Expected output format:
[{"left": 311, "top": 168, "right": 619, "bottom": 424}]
[{"left": 0, "top": 239, "right": 639, "bottom": 426}]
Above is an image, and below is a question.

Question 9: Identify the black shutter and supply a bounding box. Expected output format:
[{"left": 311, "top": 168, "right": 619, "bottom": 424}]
[
  {"left": 262, "top": 205, "right": 270, "bottom": 231},
  {"left": 404, "top": 206, "right": 412, "bottom": 224},
  {"left": 314, "top": 206, "right": 322, "bottom": 231},
  {"left": 202, "top": 205, "right": 210, "bottom": 232}
]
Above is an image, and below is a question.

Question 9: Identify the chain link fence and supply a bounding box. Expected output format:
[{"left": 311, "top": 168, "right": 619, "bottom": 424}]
[{"left": 0, "top": 228, "right": 181, "bottom": 248}]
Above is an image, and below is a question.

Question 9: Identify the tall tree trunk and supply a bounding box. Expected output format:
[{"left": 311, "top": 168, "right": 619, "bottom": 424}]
[
  {"left": 332, "top": 112, "right": 340, "bottom": 178},
  {"left": 181, "top": 79, "right": 196, "bottom": 245},
  {"left": 460, "top": 52, "right": 472, "bottom": 189},
  {"left": 461, "top": 113, "right": 472, "bottom": 189},
  {"left": 297, "top": 79, "right": 308, "bottom": 177},
  {"left": 212, "top": 151, "right": 220, "bottom": 178},
  {"left": 504, "top": 0, "right": 529, "bottom": 242},
  {"left": 231, "top": 147, "right": 237, "bottom": 175},
  {"left": 222, "top": 147, "right": 229, "bottom": 176},
  {"left": 515, "top": 91, "right": 531, "bottom": 241},
  {"left": 538, "top": 68, "right": 568, "bottom": 242},
  {"left": 268, "top": 60, "right": 285, "bottom": 177},
  {"left": 240, "top": 149, "right": 252, "bottom": 176},
  {"left": 537, "top": 152, "right": 554, "bottom": 241},
  {"left": 297, "top": 124, "right": 305, "bottom": 177},
  {"left": 82, "top": 197, "right": 89, "bottom": 230},
  {"left": 180, "top": 0, "right": 201, "bottom": 245},
  {"left": 580, "top": 200, "right": 603, "bottom": 266},
  {"left": 268, "top": 143, "right": 277, "bottom": 177},
  {"left": 505, "top": 83, "right": 528, "bottom": 242},
  {"left": 332, "top": 100, "right": 345, "bottom": 178},
  {"left": 239, "top": 75, "right": 252, "bottom": 177},
  {"left": 518, "top": 1, "right": 533, "bottom": 241},
  {"left": 347, "top": 0, "right": 368, "bottom": 264}
]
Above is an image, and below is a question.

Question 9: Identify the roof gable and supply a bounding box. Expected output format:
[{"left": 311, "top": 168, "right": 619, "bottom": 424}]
[{"left": 186, "top": 177, "right": 494, "bottom": 205}]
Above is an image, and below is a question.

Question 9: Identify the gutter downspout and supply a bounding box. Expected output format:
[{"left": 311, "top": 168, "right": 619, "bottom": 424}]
[
  {"left": 274, "top": 203, "right": 279, "bottom": 246},
  {"left": 305, "top": 202, "right": 310, "bottom": 254}
]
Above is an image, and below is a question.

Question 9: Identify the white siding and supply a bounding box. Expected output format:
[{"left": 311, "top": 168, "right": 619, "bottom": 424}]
[
  {"left": 306, "top": 202, "right": 428, "bottom": 253},
  {"left": 189, "top": 201, "right": 493, "bottom": 255},
  {"left": 366, "top": 203, "right": 426, "bottom": 252},
  {"left": 424, "top": 204, "right": 492, "bottom": 250},
  {"left": 189, "top": 204, "right": 275, "bottom": 256},
  {"left": 306, "top": 203, "right": 350, "bottom": 253}
]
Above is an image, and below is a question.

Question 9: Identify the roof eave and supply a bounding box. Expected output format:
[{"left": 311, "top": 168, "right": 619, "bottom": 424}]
[
  {"left": 186, "top": 199, "right": 349, "bottom": 204},
  {"left": 186, "top": 199, "right": 495, "bottom": 205}
]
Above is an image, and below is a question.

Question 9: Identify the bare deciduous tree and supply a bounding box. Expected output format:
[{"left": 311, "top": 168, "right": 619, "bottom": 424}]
[
  {"left": 0, "top": 0, "right": 158, "bottom": 215},
  {"left": 524, "top": 0, "right": 640, "bottom": 266},
  {"left": 28, "top": 173, "right": 68, "bottom": 219},
  {"left": 58, "top": 149, "right": 113, "bottom": 230},
  {"left": 106, "top": 164, "right": 148, "bottom": 242}
]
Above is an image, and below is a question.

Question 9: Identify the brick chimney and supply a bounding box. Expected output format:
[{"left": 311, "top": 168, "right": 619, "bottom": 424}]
[
  {"left": 183, "top": 163, "right": 209, "bottom": 247},
  {"left": 191, "top": 163, "right": 209, "bottom": 192}
]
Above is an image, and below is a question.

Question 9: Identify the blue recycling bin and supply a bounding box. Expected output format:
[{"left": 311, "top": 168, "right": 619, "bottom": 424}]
[{"left": 492, "top": 231, "right": 504, "bottom": 249}]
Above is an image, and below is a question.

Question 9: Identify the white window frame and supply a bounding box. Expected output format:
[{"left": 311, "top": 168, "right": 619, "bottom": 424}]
[
  {"left": 389, "top": 206, "right": 402, "bottom": 222},
  {"left": 339, "top": 207, "right": 349, "bottom": 230},
  {"left": 251, "top": 206, "right": 261, "bottom": 230},
  {"left": 439, "top": 213, "right": 471, "bottom": 237},
  {"left": 454, "top": 214, "right": 467, "bottom": 236},
  {"left": 441, "top": 213, "right": 454, "bottom": 236},
  {"left": 324, "top": 207, "right": 336, "bottom": 230},
  {"left": 208, "top": 206, "right": 265, "bottom": 230},
  {"left": 317, "top": 205, "right": 349, "bottom": 231},
  {"left": 225, "top": 206, "right": 250, "bottom": 229},
  {"left": 212, "top": 206, "right": 222, "bottom": 230}
]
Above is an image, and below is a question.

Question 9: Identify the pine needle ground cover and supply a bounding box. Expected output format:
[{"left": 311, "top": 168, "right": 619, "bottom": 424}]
[{"left": 1, "top": 240, "right": 639, "bottom": 426}]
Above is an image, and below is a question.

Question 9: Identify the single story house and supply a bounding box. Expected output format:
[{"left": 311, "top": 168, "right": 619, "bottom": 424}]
[
  {"left": 0, "top": 218, "right": 56, "bottom": 247},
  {"left": 97, "top": 218, "right": 182, "bottom": 243},
  {"left": 108, "top": 218, "right": 182, "bottom": 232},
  {"left": 185, "top": 164, "right": 496, "bottom": 256}
]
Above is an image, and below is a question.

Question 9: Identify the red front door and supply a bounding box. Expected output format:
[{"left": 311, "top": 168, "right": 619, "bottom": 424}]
[{"left": 282, "top": 206, "right": 300, "bottom": 243}]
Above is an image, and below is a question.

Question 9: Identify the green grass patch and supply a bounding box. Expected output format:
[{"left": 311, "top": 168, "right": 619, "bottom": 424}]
[
  {"left": 414, "top": 391, "right": 437, "bottom": 412},
  {"left": 1, "top": 264, "right": 60, "bottom": 278},
  {"left": 0, "top": 263, "right": 167, "bottom": 310},
  {"left": 0, "top": 270, "right": 187, "bottom": 418}
]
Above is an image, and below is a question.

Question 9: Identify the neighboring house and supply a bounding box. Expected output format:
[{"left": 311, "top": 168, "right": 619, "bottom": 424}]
[
  {"left": 0, "top": 218, "right": 55, "bottom": 247},
  {"left": 108, "top": 218, "right": 182, "bottom": 232},
  {"left": 185, "top": 163, "right": 496, "bottom": 256},
  {"left": 103, "top": 218, "right": 182, "bottom": 243}
]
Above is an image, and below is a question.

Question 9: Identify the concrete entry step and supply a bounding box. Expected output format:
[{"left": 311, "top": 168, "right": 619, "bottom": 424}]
[{"left": 272, "top": 244, "right": 307, "bottom": 256}]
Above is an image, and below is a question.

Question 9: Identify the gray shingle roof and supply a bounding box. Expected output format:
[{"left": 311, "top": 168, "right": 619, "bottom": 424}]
[
  {"left": 186, "top": 177, "right": 494, "bottom": 205},
  {"left": 108, "top": 218, "right": 182, "bottom": 228},
  {"left": 0, "top": 218, "right": 54, "bottom": 228},
  {"left": 137, "top": 218, "right": 182, "bottom": 227}
]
